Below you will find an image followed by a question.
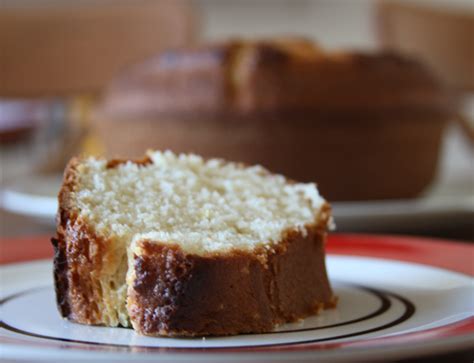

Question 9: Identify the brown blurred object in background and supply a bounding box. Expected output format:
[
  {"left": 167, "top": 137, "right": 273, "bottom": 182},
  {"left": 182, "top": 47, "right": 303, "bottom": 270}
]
[
  {"left": 0, "top": 0, "right": 196, "bottom": 96},
  {"left": 0, "top": 0, "right": 197, "bottom": 173},
  {"left": 377, "top": 0, "right": 474, "bottom": 145},
  {"left": 0, "top": 100, "right": 47, "bottom": 143},
  {"left": 93, "top": 38, "right": 455, "bottom": 201},
  {"left": 377, "top": 0, "right": 474, "bottom": 92}
]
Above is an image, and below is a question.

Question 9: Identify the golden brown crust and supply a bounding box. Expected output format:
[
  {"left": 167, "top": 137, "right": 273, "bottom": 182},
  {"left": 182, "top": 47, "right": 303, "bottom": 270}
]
[
  {"left": 53, "top": 158, "right": 78, "bottom": 322},
  {"left": 128, "top": 216, "right": 334, "bottom": 337},
  {"left": 51, "top": 236, "right": 70, "bottom": 318},
  {"left": 54, "top": 158, "right": 109, "bottom": 325},
  {"left": 98, "top": 37, "right": 453, "bottom": 119},
  {"left": 105, "top": 155, "right": 152, "bottom": 169}
]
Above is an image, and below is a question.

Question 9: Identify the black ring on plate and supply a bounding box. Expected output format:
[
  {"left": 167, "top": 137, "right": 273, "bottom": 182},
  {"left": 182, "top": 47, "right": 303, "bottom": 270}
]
[{"left": 0, "top": 283, "right": 415, "bottom": 351}]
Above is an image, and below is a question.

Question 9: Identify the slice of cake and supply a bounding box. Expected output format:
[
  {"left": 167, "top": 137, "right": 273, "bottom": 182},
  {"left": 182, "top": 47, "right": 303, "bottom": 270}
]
[{"left": 52, "top": 150, "right": 336, "bottom": 336}]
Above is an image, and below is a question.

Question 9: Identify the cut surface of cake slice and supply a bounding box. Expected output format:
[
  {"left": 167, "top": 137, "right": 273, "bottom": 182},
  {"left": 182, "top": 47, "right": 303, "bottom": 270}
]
[{"left": 53, "top": 150, "right": 336, "bottom": 336}]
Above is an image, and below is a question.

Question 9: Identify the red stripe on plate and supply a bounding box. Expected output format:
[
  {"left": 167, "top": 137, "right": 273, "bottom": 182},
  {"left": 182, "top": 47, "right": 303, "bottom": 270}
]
[
  {"left": 326, "top": 233, "right": 474, "bottom": 276},
  {"left": 0, "top": 236, "right": 54, "bottom": 264}
]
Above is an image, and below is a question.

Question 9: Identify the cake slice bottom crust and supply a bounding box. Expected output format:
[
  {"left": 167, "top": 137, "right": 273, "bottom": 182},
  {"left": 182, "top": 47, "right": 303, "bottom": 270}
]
[{"left": 127, "top": 226, "right": 336, "bottom": 337}]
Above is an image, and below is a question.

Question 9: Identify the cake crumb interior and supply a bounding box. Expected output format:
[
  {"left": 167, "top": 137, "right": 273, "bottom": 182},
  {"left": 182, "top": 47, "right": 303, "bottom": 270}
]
[{"left": 73, "top": 150, "right": 326, "bottom": 255}]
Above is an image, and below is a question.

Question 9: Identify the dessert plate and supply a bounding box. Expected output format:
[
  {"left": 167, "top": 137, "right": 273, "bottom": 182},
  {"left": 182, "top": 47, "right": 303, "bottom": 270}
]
[{"left": 1, "top": 234, "right": 473, "bottom": 362}]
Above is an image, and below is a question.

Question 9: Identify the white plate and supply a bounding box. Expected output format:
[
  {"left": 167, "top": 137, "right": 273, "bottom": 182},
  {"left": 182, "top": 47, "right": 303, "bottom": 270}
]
[{"left": 1, "top": 254, "right": 473, "bottom": 362}]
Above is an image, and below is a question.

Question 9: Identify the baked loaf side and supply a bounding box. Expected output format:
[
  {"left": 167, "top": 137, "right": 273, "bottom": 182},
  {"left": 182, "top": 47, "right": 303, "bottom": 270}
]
[
  {"left": 55, "top": 158, "right": 132, "bottom": 327},
  {"left": 53, "top": 150, "right": 335, "bottom": 336},
  {"left": 128, "top": 221, "right": 334, "bottom": 337},
  {"left": 99, "top": 37, "right": 453, "bottom": 119},
  {"left": 93, "top": 38, "right": 454, "bottom": 202}
]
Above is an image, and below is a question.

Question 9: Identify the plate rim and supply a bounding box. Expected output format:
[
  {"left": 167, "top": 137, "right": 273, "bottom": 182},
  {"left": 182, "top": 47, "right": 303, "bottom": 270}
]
[
  {"left": 1, "top": 332, "right": 473, "bottom": 362},
  {"left": 1, "top": 234, "right": 473, "bottom": 361}
]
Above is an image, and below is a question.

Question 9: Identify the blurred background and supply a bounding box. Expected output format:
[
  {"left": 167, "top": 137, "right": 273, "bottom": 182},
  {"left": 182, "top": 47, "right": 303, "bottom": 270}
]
[{"left": 0, "top": 0, "right": 473, "bottom": 240}]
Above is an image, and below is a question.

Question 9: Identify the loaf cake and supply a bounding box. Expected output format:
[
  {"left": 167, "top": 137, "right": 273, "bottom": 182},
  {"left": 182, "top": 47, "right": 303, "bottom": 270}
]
[
  {"left": 52, "top": 150, "right": 336, "bottom": 336},
  {"left": 93, "top": 37, "right": 455, "bottom": 201}
]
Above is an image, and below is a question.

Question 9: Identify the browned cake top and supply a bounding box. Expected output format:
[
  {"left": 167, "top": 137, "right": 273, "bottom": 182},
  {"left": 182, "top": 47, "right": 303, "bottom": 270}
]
[{"left": 98, "top": 37, "right": 454, "bottom": 119}]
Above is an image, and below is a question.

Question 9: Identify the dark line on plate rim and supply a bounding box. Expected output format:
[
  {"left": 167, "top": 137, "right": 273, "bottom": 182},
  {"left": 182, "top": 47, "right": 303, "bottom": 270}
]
[
  {"left": 0, "top": 284, "right": 413, "bottom": 351},
  {"left": 260, "top": 285, "right": 391, "bottom": 334},
  {"left": 0, "top": 283, "right": 390, "bottom": 335},
  {"left": 0, "top": 286, "right": 46, "bottom": 305}
]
